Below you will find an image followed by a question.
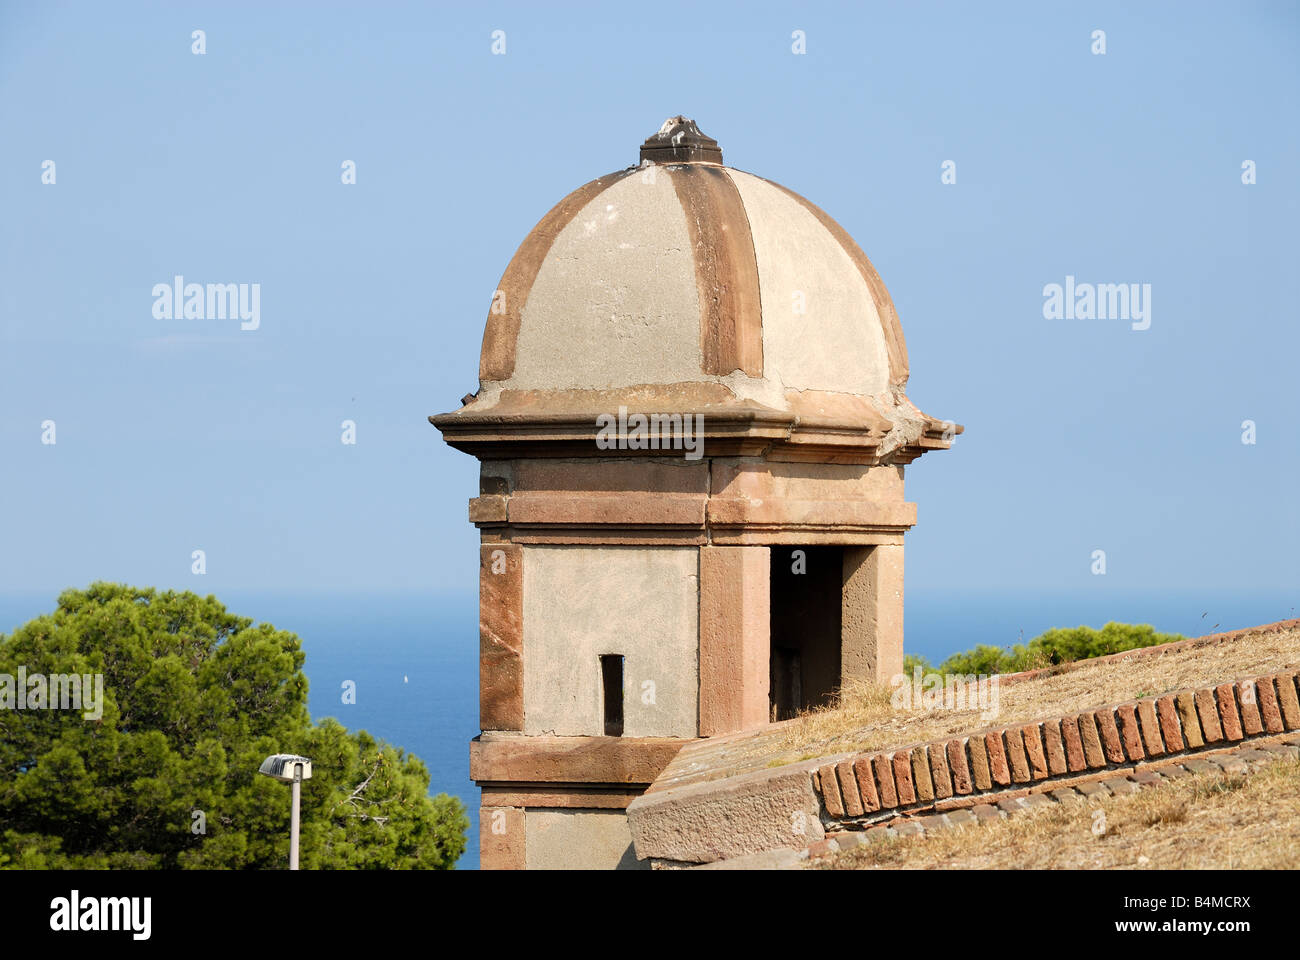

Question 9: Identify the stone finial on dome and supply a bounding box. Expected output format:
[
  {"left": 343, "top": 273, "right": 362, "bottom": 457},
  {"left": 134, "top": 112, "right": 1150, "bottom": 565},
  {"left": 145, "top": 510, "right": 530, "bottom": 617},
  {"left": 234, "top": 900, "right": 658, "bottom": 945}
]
[{"left": 639, "top": 116, "right": 723, "bottom": 165}]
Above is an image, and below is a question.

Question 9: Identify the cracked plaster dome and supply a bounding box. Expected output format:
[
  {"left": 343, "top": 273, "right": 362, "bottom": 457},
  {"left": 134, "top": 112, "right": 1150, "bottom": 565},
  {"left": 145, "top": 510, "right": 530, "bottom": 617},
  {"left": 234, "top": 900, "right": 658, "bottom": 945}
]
[{"left": 443, "top": 117, "right": 956, "bottom": 462}]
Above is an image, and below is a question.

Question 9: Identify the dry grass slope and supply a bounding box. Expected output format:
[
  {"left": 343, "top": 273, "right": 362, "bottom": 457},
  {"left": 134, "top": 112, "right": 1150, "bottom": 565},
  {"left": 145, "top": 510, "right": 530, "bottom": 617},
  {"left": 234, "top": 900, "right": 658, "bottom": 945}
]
[
  {"left": 769, "top": 623, "right": 1300, "bottom": 769},
  {"left": 817, "top": 756, "right": 1300, "bottom": 870}
]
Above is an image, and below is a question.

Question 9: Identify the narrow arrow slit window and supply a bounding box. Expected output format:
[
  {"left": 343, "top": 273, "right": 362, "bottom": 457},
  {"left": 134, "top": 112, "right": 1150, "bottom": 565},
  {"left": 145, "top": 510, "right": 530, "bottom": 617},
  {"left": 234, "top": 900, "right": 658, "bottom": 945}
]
[{"left": 601, "top": 655, "right": 624, "bottom": 737}]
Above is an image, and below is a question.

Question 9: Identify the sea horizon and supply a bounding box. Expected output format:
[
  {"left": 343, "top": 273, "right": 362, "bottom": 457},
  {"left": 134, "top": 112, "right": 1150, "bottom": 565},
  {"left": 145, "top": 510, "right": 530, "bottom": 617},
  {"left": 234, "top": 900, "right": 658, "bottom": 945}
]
[{"left": 3, "top": 585, "right": 1295, "bottom": 870}]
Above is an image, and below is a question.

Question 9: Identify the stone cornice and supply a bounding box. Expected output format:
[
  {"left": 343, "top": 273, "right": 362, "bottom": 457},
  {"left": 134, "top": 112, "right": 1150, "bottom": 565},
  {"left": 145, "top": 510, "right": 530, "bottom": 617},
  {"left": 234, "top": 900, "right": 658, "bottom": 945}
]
[{"left": 430, "top": 403, "right": 959, "bottom": 466}]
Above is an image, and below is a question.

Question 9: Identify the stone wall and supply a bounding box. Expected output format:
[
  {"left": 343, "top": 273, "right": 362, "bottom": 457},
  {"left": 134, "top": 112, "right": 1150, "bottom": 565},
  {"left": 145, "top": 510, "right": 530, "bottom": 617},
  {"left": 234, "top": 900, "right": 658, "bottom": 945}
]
[{"left": 521, "top": 544, "right": 699, "bottom": 738}]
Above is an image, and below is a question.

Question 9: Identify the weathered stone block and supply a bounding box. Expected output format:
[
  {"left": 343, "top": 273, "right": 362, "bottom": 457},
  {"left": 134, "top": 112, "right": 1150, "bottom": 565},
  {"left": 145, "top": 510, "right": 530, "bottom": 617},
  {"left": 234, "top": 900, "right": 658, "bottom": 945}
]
[
  {"left": 1256, "top": 677, "right": 1285, "bottom": 734},
  {"left": 852, "top": 757, "right": 880, "bottom": 812},
  {"left": 968, "top": 734, "right": 993, "bottom": 790},
  {"left": 1004, "top": 727, "right": 1031, "bottom": 782},
  {"left": 1060, "top": 716, "right": 1087, "bottom": 772},
  {"left": 947, "top": 739, "right": 973, "bottom": 795},
  {"left": 1175, "top": 691, "right": 1205, "bottom": 748},
  {"left": 985, "top": 731, "right": 1011, "bottom": 785},
  {"left": 1215, "top": 684, "right": 1244, "bottom": 742},
  {"left": 1094, "top": 709, "right": 1125, "bottom": 764},
  {"left": 1236, "top": 681, "right": 1263, "bottom": 736},
  {"left": 1116, "top": 704, "right": 1145, "bottom": 761},
  {"left": 627, "top": 761, "right": 825, "bottom": 863},
  {"left": 1156, "top": 695, "right": 1185, "bottom": 752},
  {"left": 928, "top": 744, "right": 954, "bottom": 800},
  {"left": 1042, "top": 719, "right": 1068, "bottom": 775},
  {"left": 480, "top": 543, "right": 524, "bottom": 731},
  {"left": 1276, "top": 672, "right": 1300, "bottom": 730},
  {"left": 1022, "top": 725, "right": 1049, "bottom": 780},
  {"left": 480, "top": 805, "right": 525, "bottom": 870},
  {"left": 1078, "top": 712, "right": 1107, "bottom": 768},
  {"left": 911, "top": 747, "right": 935, "bottom": 803},
  {"left": 836, "top": 760, "right": 864, "bottom": 817},
  {"left": 1195, "top": 688, "right": 1224, "bottom": 742},
  {"left": 893, "top": 749, "right": 916, "bottom": 804},
  {"left": 1137, "top": 699, "right": 1165, "bottom": 756},
  {"left": 818, "top": 763, "right": 845, "bottom": 817},
  {"left": 698, "top": 546, "right": 770, "bottom": 736},
  {"left": 872, "top": 753, "right": 898, "bottom": 808}
]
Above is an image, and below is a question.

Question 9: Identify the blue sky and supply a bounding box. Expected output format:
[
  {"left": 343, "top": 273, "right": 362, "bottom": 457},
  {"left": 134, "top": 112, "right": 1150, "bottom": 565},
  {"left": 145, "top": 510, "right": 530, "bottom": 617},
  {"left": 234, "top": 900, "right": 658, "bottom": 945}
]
[{"left": 2, "top": 0, "right": 1297, "bottom": 603}]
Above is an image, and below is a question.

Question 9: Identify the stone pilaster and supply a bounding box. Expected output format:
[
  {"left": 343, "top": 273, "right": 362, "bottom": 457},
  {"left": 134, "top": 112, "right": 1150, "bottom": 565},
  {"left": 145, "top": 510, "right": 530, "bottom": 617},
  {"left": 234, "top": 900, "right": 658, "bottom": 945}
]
[
  {"left": 698, "top": 545, "right": 770, "bottom": 736},
  {"left": 841, "top": 544, "right": 905, "bottom": 684}
]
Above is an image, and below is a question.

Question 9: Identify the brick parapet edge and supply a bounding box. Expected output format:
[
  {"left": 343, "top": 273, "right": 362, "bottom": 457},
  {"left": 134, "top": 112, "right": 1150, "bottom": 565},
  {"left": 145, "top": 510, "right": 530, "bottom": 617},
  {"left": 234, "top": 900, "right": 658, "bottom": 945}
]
[
  {"left": 682, "top": 735, "right": 1300, "bottom": 868},
  {"left": 811, "top": 668, "right": 1300, "bottom": 827},
  {"left": 802, "top": 734, "right": 1300, "bottom": 864},
  {"left": 994, "top": 619, "right": 1300, "bottom": 690}
]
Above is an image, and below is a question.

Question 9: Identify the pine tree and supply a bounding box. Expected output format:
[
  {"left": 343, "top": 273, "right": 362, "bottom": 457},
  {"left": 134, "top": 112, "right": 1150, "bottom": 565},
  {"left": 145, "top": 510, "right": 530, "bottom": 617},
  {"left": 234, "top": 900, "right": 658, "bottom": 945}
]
[{"left": 0, "top": 583, "right": 467, "bottom": 869}]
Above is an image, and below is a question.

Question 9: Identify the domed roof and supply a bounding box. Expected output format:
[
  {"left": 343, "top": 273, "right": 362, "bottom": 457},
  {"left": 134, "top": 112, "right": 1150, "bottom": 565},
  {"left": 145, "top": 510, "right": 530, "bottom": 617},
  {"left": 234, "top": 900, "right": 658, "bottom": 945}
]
[{"left": 435, "top": 118, "right": 959, "bottom": 464}]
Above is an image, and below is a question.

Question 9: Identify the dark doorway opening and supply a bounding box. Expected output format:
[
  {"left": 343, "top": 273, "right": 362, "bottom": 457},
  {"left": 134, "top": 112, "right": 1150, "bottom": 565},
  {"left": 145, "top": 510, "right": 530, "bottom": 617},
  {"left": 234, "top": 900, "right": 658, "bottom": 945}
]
[
  {"left": 769, "top": 546, "right": 842, "bottom": 721},
  {"left": 600, "top": 654, "right": 624, "bottom": 736}
]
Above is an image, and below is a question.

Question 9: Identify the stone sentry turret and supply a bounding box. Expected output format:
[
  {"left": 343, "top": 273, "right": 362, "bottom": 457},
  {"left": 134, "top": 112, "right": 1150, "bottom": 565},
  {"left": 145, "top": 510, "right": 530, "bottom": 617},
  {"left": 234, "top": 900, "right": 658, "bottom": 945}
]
[{"left": 430, "top": 117, "right": 960, "bottom": 870}]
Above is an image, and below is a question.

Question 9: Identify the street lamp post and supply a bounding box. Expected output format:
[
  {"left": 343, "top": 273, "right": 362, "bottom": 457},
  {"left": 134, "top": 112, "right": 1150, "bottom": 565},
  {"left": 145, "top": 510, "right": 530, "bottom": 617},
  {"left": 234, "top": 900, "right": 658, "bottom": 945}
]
[
  {"left": 289, "top": 763, "right": 302, "bottom": 869},
  {"left": 259, "top": 754, "right": 313, "bottom": 870}
]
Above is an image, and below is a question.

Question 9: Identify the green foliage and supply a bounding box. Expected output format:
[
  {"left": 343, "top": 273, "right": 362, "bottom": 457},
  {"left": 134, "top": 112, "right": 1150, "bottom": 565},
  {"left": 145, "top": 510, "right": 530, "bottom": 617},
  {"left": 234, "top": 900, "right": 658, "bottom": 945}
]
[
  {"left": 933, "top": 622, "right": 1185, "bottom": 676},
  {"left": 0, "top": 583, "right": 467, "bottom": 870},
  {"left": 938, "top": 643, "right": 1029, "bottom": 676},
  {"left": 901, "top": 653, "right": 932, "bottom": 675}
]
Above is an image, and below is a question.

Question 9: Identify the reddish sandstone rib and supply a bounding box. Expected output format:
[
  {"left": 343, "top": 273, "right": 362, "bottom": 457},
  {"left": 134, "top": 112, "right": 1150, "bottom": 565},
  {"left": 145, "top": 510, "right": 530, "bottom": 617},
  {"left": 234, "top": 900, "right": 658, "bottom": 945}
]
[{"left": 668, "top": 165, "right": 763, "bottom": 378}]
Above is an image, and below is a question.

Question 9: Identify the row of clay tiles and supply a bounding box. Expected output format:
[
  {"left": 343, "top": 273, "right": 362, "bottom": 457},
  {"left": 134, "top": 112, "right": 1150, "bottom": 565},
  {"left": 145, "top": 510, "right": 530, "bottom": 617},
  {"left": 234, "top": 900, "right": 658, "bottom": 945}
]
[{"left": 813, "top": 668, "right": 1300, "bottom": 820}]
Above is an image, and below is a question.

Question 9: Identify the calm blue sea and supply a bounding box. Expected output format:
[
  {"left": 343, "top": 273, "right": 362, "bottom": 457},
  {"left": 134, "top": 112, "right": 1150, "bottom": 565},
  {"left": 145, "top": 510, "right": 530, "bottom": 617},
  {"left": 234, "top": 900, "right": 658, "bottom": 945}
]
[{"left": 2, "top": 587, "right": 1295, "bottom": 870}]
